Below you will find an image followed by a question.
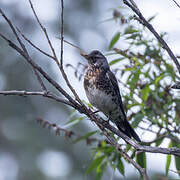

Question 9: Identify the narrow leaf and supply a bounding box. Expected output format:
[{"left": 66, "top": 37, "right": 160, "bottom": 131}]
[
  {"left": 96, "top": 162, "right": 107, "bottom": 180},
  {"left": 132, "top": 113, "right": 144, "bottom": 128},
  {"left": 109, "top": 32, "right": 120, "bottom": 50},
  {"left": 136, "top": 152, "right": 146, "bottom": 168},
  {"left": 109, "top": 57, "right": 124, "bottom": 66},
  {"left": 73, "top": 130, "right": 98, "bottom": 143},
  {"left": 141, "top": 85, "right": 150, "bottom": 101},
  {"left": 166, "top": 141, "right": 173, "bottom": 175},
  {"left": 166, "top": 155, "right": 171, "bottom": 176},
  {"left": 154, "top": 73, "right": 165, "bottom": 86},
  {"left": 172, "top": 141, "right": 180, "bottom": 176},
  {"left": 86, "top": 155, "right": 105, "bottom": 174},
  {"left": 124, "top": 26, "right": 139, "bottom": 34},
  {"left": 130, "top": 69, "right": 141, "bottom": 88},
  {"left": 174, "top": 156, "right": 180, "bottom": 176},
  {"left": 117, "top": 158, "right": 125, "bottom": 176}
]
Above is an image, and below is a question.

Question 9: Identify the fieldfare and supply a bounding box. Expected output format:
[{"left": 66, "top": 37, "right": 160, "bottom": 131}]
[{"left": 83, "top": 50, "right": 141, "bottom": 142}]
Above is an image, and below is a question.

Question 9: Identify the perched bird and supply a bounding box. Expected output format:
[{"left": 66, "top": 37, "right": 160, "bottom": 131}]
[{"left": 83, "top": 50, "right": 141, "bottom": 142}]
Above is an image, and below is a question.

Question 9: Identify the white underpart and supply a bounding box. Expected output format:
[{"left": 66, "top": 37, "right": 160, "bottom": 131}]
[{"left": 86, "top": 87, "right": 116, "bottom": 116}]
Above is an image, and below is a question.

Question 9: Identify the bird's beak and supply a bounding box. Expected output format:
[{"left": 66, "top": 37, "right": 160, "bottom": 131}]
[{"left": 80, "top": 51, "right": 89, "bottom": 60}]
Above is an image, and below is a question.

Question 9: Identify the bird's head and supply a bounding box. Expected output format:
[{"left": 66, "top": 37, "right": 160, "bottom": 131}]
[{"left": 82, "top": 50, "right": 109, "bottom": 69}]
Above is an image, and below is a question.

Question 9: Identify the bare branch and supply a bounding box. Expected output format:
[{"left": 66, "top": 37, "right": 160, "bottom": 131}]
[
  {"left": 123, "top": 0, "right": 180, "bottom": 74},
  {"left": 0, "top": 8, "right": 48, "bottom": 93},
  {"left": 96, "top": 118, "right": 180, "bottom": 157},
  {"left": 0, "top": 33, "right": 81, "bottom": 111},
  {"left": 37, "top": 118, "right": 104, "bottom": 145},
  {"left": 99, "top": 126, "right": 149, "bottom": 180},
  {"left": 28, "top": 0, "right": 84, "bottom": 107},
  {"left": 0, "top": 8, "right": 27, "bottom": 54},
  {"left": 0, "top": 90, "right": 72, "bottom": 106},
  {"left": 172, "top": 0, "right": 180, "bottom": 8},
  {"left": 63, "top": 39, "right": 84, "bottom": 53},
  {"left": 17, "top": 27, "right": 55, "bottom": 60},
  {"left": 33, "top": 69, "right": 47, "bottom": 92},
  {"left": 28, "top": 0, "right": 58, "bottom": 60},
  {"left": 60, "top": 0, "right": 64, "bottom": 67}
]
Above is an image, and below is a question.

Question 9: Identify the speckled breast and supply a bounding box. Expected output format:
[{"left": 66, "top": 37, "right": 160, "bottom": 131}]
[{"left": 84, "top": 67, "right": 117, "bottom": 116}]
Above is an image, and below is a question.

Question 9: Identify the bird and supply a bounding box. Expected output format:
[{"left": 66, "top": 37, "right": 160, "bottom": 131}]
[{"left": 83, "top": 50, "right": 141, "bottom": 142}]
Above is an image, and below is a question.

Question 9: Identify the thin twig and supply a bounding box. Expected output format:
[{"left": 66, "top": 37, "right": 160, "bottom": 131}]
[
  {"left": 100, "top": 126, "right": 149, "bottom": 180},
  {"left": 29, "top": 0, "right": 84, "bottom": 106},
  {"left": 0, "top": 9, "right": 27, "bottom": 54},
  {"left": 123, "top": 0, "right": 180, "bottom": 74},
  {"left": 33, "top": 69, "right": 47, "bottom": 92},
  {"left": 63, "top": 39, "right": 84, "bottom": 52},
  {"left": 58, "top": 0, "right": 85, "bottom": 106},
  {"left": 37, "top": 118, "right": 104, "bottom": 145},
  {"left": 60, "top": 0, "right": 64, "bottom": 67},
  {"left": 28, "top": 0, "right": 58, "bottom": 60},
  {"left": 0, "top": 8, "right": 47, "bottom": 93},
  {"left": 0, "top": 32, "right": 82, "bottom": 111},
  {"left": 94, "top": 118, "right": 180, "bottom": 157},
  {"left": 0, "top": 90, "right": 72, "bottom": 106},
  {"left": 172, "top": 0, "right": 180, "bottom": 8},
  {"left": 17, "top": 27, "right": 55, "bottom": 60}
]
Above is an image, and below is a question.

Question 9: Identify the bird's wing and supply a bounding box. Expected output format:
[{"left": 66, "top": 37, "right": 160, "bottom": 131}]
[{"left": 106, "top": 70, "right": 126, "bottom": 120}]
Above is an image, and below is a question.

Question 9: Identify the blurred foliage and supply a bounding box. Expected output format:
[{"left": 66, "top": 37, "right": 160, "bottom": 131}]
[
  {"left": 1, "top": 1, "right": 180, "bottom": 180},
  {"left": 70, "top": 8, "right": 180, "bottom": 180}
]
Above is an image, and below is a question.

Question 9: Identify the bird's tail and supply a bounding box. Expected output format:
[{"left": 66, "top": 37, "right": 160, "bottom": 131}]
[{"left": 115, "top": 120, "right": 141, "bottom": 142}]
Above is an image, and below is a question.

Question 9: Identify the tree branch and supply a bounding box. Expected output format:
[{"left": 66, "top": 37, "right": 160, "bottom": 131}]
[
  {"left": 99, "top": 125, "right": 149, "bottom": 180},
  {"left": 0, "top": 32, "right": 82, "bottom": 109},
  {"left": 60, "top": 0, "right": 64, "bottom": 67},
  {"left": 94, "top": 118, "right": 180, "bottom": 157},
  {"left": 0, "top": 90, "right": 73, "bottom": 106},
  {"left": 17, "top": 27, "right": 55, "bottom": 60},
  {"left": 28, "top": 0, "right": 58, "bottom": 61},
  {"left": 28, "top": 0, "right": 84, "bottom": 107},
  {"left": 123, "top": 0, "right": 180, "bottom": 74},
  {"left": 171, "top": 0, "right": 180, "bottom": 8}
]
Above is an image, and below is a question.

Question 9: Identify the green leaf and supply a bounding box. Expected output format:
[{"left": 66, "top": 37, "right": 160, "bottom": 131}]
[
  {"left": 130, "top": 69, "right": 141, "bottom": 88},
  {"left": 109, "top": 32, "right": 120, "bottom": 50},
  {"left": 166, "top": 141, "right": 172, "bottom": 176},
  {"left": 86, "top": 155, "right": 105, "bottom": 174},
  {"left": 126, "top": 33, "right": 139, "bottom": 40},
  {"left": 109, "top": 57, "right": 124, "bottom": 66},
  {"left": 154, "top": 73, "right": 165, "bottom": 86},
  {"left": 172, "top": 141, "right": 180, "bottom": 176},
  {"left": 66, "top": 116, "right": 85, "bottom": 126},
  {"left": 166, "top": 155, "right": 171, "bottom": 176},
  {"left": 155, "top": 138, "right": 163, "bottom": 147},
  {"left": 136, "top": 152, "right": 146, "bottom": 168},
  {"left": 73, "top": 130, "right": 98, "bottom": 143},
  {"left": 174, "top": 156, "right": 180, "bottom": 176},
  {"left": 96, "top": 162, "right": 107, "bottom": 180},
  {"left": 132, "top": 113, "right": 144, "bottom": 128},
  {"left": 124, "top": 26, "right": 139, "bottom": 34},
  {"left": 117, "top": 158, "right": 125, "bottom": 176},
  {"left": 141, "top": 85, "right": 150, "bottom": 101},
  {"left": 147, "top": 14, "right": 157, "bottom": 22}
]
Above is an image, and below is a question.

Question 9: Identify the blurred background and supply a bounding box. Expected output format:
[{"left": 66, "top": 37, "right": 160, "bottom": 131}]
[{"left": 0, "top": 0, "right": 180, "bottom": 179}]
